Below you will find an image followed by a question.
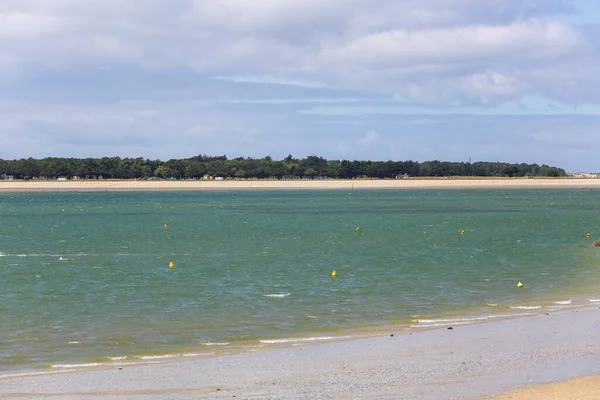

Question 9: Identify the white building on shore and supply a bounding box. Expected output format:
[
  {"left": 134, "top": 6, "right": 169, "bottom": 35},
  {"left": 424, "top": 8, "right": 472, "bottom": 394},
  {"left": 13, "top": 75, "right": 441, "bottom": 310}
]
[{"left": 567, "top": 172, "right": 598, "bottom": 178}]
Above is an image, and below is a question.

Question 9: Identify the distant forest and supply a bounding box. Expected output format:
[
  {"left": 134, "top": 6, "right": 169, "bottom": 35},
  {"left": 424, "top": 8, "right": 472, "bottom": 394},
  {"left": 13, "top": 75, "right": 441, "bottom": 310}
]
[{"left": 0, "top": 155, "right": 566, "bottom": 180}]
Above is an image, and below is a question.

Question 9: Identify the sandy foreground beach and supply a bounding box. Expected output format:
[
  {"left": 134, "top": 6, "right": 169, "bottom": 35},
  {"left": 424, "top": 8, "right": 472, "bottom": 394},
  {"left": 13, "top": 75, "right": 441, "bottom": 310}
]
[
  {"left": 1, "top": 177, "right": 600, "bottom": 192},
  {"left": 2, "top": 307, "right": 600, "bottom": 399}
]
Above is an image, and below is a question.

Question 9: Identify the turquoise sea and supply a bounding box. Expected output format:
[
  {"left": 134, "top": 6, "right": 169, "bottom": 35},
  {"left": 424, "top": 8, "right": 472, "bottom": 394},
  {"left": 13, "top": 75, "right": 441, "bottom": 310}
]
[{"left": 1, "top": 189, "right": 600, "bottom": 372}]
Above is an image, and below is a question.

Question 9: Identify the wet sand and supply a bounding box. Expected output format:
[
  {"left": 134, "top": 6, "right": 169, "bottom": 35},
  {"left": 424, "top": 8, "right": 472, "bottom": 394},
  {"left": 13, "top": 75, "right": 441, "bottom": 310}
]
[
  {"left": 2, "top": 306, "right": 600, "bottom": 399},
  {"left": 1, "top": 178, "right": 600, "bottom": 192}
]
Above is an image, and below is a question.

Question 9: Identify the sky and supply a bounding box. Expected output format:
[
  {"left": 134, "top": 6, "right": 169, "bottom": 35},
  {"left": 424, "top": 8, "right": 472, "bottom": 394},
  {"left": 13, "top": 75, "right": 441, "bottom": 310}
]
[{"left": 1, "top": 0, "right": 600, "bottom": 171}]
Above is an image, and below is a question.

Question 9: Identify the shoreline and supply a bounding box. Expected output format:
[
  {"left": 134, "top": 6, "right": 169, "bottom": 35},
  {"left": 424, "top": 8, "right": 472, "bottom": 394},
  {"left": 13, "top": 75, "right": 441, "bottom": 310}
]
[
  {"left": 0, "top": 295, "right": 591, "bottom": 376},
  {"left": 0, "top": 284, "right": 596, "bottom": 378},
  {"left": 1, "top": 177, "right": 600, "bottom": 192},
  {"left": 2, "top": 305, "right": 600, "bottom": 399}
]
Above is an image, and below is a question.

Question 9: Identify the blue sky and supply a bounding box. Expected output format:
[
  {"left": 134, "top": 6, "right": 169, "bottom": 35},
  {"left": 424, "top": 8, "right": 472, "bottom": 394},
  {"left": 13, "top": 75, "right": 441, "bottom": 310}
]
[{"left": 1, "top": 0, "right": 599, "bottom": 171}]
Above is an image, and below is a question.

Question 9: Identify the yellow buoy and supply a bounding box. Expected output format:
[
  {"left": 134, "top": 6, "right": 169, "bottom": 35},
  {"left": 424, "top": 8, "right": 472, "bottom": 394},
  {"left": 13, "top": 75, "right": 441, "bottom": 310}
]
[
  {"left": 460, "top": 230, "right": 465, "bottom": 235},
  {"left": 169, "top": 261, "right": 174, "bottom": 268},
  {"left": 356, "top": 227, "right": 360, "bottom": 232},
  {"left": 587, "top": 233, "right": 591, "bottom": 239},
  {"left": 517, "top": 281, "right": 523, "bottom": 288},
  {"left": 164, "top": 223, "right": 168, "bottom": 228},
  {"left": 331, "top": 270, "right": 337, "bottom": 277}
]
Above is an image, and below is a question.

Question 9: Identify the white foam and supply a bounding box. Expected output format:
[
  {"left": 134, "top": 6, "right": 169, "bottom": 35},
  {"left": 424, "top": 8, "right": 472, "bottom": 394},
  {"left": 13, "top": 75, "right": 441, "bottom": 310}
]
[
  {"left": 410, "top": 321, "right": 474, "bottom": 328},
  {"left": 52, "top": 363, "right": 104, "bottom": 368},
  {"left": 1, "top": 253, "right": 90, "bottom": 258},
  {"left": 510, "top": 306, "right": 542, "bottom": 310},
  {"left": 553, "top": 300, "right": 572, "bottom": 305},
  {"left": 589, "top": 299, "right": 600, "bottom": 303},
  {"left": 139, "top": 354, "right": 177, "bottom": 360},
  {"left": 413, "top": 313, "right": 534, "bottom": 326},
  {"left": 260, "top": 336, "right": 349, "bottom": 344},
  {"left": 486, "top": 303, "right": 498, "bottom": 307},
  {"left": 67, "top": 341, "right": 81, "bottom": 344},
  {"left": 52, "top": 361, "right": 132, "bottom": 369},
  {"left": 264, "top": 293, "right": 291, "bottom": 298},
  {"left": 201, "top": 342, "right": 229, "bottom": 346},
  {"left": 140, "top": 352, "right": 209, "bottom": 359}
]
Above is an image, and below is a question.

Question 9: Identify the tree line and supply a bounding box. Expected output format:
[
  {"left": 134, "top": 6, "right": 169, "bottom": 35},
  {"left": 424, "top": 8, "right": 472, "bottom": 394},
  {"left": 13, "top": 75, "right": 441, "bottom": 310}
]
[{"left": 0, "top": 155, "right": 566, "bottom": 180}]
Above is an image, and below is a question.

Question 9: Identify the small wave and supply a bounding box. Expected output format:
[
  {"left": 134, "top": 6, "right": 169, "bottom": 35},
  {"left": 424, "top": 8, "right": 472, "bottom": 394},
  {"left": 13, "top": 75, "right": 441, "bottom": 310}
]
[
  {"left": 51, "top": 360, "right": 131, "bottom": 368},
  {"left": 589, "top": 299, "right": 600, "bottom": 303},
  {"left": 139, "top": 354, "right": 177, "bottom": 360},
  {"left": 67, "top": 341, "right": 81, "bottom": 344},
  {"left": 264, "top": 293, "right": 291, "bottom": 298},
  {"left": 510, "top": 306, "right": 542, "bottom": 310},
  {"left": 1, "top": 253, "right": 90, "bottom": 258},
  {"left": 412, "top": 313, "right": 534, "bottom": 326},
  {"left": 201, "top": 342, "right": 229, "bottom": 346},
  {"left": 140, "top": 353, "right": 207, "bottom": 359},
  {"left": 52, "top": 363, "right": 106, "bottom": 368},
  {"left": 486, "top": 303, "right": 498, "bottom": 307},
  {"left": 410, "top": 321, "right": 474, "bottom": 328},
  {"left": 553, "top": 300, "right": 572, "bottom": 305},
  {"left": 260, "top": 336, "right": 348, "bottom": 345}
]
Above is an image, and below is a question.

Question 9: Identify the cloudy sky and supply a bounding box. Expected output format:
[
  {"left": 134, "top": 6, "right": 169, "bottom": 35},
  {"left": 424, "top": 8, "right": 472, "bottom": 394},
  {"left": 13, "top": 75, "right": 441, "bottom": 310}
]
[{"left": 1, "top": 0, "right": 599, "bottom": 171}]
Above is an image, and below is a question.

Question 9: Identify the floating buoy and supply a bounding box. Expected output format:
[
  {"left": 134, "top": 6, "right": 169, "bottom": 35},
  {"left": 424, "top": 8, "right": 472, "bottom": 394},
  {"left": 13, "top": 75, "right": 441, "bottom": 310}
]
[
  {"left": 164, "top": 223, "right": 168, "bottom": 228},
  {"left": 331, "top": 270, "right": 337, "bottom": 277},
  {"left": 169, "top": 261, "right": 174, "bottom": 268},
  {"left": 517, "top": 281, "right": 523, "bottom": 288},
  {"left": 356, "top": 227, "right": 360, "bottom": 232},
  {"left": 587, "top": 233, "right": 591, "bottom": 239},
  {"left": 460, "top": 230, "right": 465, "bottom": 235}
]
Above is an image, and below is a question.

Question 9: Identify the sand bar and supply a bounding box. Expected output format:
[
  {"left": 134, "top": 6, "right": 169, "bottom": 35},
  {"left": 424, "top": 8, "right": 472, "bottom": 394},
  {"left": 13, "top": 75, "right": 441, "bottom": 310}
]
[
  {"left": 1, "top": 178, "right": 600, "bottom": 192},
  {"left": 2, "top": 307, "right": 600, "bottom": 399}
]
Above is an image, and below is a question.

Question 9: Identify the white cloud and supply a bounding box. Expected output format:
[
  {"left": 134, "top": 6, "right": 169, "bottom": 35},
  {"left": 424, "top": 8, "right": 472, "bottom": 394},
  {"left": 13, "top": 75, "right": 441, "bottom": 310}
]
[
  {"left": 213, "top": 75, "right": 330, "bottom": 89},
  {"left": 0, "top": 1, "right": 588, "bottom": 79},
  {"left": 456, "top": 71, "right": 520, "bottom": 97},
  {"left": 0, "top": 11, "right": 65, "bottom": 39},
  {"left": 0, "top": 0, "right": 599, "bottom": 169},
  {"left": 320, "top": 20, "right": 583, "bottom": 67}
]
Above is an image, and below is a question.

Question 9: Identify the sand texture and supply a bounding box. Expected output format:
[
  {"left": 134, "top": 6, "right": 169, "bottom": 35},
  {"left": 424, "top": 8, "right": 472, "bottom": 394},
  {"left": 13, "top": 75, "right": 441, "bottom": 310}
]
[
  {"left": 492, "top": 374, "right": 600, "bottom": 399},
  {"left": 1, "top": 178, "right": 600, "bottom": 192},
  {"left": 2, "top": 307, "right": 600, "bottom": 399}
]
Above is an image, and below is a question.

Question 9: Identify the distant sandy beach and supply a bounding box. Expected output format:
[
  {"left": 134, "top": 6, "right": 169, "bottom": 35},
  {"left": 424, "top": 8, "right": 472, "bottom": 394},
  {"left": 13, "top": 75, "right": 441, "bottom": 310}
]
[
  {"left": 2, "top": 307, "right": 600, "bottom": 399},
  {"left": 1, "top": 178, "right": 600, "bottom": 192}
]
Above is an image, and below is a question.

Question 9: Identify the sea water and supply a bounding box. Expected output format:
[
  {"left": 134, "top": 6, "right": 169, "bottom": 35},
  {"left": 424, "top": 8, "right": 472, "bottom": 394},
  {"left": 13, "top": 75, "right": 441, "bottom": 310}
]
[{"left": 1, "top": 189, "right": 599, "bottom": 372}]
